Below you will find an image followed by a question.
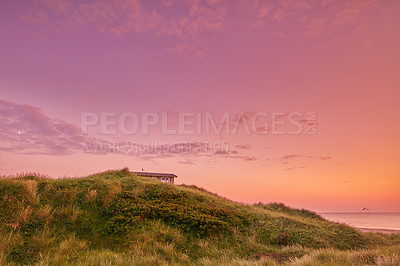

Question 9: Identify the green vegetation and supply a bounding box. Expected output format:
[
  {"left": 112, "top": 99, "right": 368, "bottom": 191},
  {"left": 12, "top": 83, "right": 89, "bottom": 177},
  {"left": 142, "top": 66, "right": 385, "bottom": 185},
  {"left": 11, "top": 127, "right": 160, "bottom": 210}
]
[{"left": 0, "top": 168, "right": 399, "bottom": 265}]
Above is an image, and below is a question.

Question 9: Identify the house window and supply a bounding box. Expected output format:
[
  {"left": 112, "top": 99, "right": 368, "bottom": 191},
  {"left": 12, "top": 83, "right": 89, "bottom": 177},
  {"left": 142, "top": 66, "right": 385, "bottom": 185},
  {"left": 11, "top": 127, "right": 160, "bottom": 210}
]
[{"left": 161, "top": 177, "right": 170, "bottom": 183}]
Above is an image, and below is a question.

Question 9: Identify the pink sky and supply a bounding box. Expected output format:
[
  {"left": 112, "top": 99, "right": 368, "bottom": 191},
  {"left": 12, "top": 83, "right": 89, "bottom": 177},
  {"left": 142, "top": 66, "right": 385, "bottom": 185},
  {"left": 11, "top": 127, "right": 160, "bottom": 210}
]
[{"left": 1, "top": 0, "right": 400, "bottom": 212}]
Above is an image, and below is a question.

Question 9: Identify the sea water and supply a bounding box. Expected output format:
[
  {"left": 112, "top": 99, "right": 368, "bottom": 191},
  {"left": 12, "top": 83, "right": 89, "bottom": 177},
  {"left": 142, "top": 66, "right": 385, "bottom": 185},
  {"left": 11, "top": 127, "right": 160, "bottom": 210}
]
[{"left": 319, "top": 213, "right": 400, "bottom": 230}]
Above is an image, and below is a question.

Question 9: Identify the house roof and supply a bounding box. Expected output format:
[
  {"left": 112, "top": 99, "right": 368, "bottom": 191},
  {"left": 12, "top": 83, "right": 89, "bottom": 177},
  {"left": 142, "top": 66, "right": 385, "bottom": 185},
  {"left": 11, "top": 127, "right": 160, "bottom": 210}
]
[{"left": 132, "top": 172, "right": 177, "bottom": 178}]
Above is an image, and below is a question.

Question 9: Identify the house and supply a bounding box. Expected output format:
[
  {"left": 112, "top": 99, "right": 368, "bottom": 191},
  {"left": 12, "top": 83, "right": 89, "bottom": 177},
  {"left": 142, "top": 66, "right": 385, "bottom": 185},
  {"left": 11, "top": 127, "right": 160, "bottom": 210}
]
[{"left": 133, "top": 172, "right": 177, "bottom": 184}]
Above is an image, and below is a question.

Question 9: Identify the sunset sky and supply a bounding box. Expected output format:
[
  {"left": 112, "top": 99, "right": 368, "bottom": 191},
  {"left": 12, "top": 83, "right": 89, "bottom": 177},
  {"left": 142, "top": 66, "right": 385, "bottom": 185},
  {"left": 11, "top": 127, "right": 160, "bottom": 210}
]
[{"left": 1, "top": 0, "right": 399, "bottom": 212}]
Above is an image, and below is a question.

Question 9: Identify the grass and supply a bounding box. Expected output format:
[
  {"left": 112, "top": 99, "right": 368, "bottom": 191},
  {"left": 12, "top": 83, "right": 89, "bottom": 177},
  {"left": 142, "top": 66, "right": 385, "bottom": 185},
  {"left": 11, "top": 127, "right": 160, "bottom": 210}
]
[{"left": 0, "top": 168, "right": 399, "bottom": 265}]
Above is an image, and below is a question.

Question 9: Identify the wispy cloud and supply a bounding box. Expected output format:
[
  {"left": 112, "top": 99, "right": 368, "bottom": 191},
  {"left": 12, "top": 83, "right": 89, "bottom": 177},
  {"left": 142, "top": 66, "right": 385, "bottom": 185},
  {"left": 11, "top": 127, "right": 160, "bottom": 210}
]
[
  {"left": 244, "top": 156, "right": 257, "bottom": 161},
  {"left": 177, "top": 159, "right": 196, "bottom": 165},
  {"left": 236, "top": 144, "right": 252, "bottom": 149},
  {"left": 331, "top": 0, "right": 379, "bottom": 26},
  {"left": 157, "top": 0, "right": 228, "bottom": 57},
  {"left": 1, "top": 99, "right": 260, "bottom": 165},
  {"left": 281, "top": 154, "right": 302, "bottom": 160},
  {"left": 16, "top": 0, "right": 386, "bottom": 56},
  {"left": 83, "top": 140, "right": 259, "bottom": 163},
  {"left": 21, "top": 0, "right": 163, "bottom": 34},
  {"left": 307, "top": 18, "right": 325, "bottom": 36},
  {"left": 243, "top": 0, "right": 383, "bottom": 38},
  {"left": 280, "top": 154, "right": 332, "bottom": 161},
  {"left": 212, "top": 150, "right": 257, "bottom": 161},
  {"left": 0, "top": 99, "right": 89, "bottom": 155},
  {"left": 19, "top": 0, "right": 228, "bottom": 57},
  {"left": 264, "top": 153, "right": 332, "bottom": 171},
  {"left": 284, "top": 165, "right": 304, "bottom": 171}
]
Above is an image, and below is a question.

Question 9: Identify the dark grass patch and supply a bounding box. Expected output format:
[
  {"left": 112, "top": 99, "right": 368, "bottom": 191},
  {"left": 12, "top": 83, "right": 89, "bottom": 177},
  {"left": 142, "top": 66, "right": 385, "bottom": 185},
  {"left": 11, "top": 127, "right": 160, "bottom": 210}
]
[{"left": 252, "top": 251, "right": 295, "bottom": 263}]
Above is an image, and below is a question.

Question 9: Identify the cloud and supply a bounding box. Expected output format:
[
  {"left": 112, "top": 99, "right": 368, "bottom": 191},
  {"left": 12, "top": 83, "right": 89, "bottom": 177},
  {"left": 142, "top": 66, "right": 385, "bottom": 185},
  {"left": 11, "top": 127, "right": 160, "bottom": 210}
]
[
  {"left": 158, "top": 0, "right": 228, "bottom": 56},
  {"left": 211, "top": 149, "right": 257, "bottom": 161},
  {"left": 19, "top": 0, "right": 228, "bottom": 57},
  {"left": 243, "top": 0, "right": 311, "bottom": 26},
  {"left": 280, "top": 154, "right": 332, "bottom": 161},
  {"left": 177, "top": 159, "right": 196, "bottom": 165},
  {"left": 307, "top": 18, "right": 325, "bottom": 36},
  {"left": 18, "top": 0, "right": 386, "bottom": 57},
  {"left": 320, "top": 156, "right": 332, "bottom": 160},
  {"left": 284, "top": 165, "right": 304, "bottom": 171},
  {"left": 213, "top": 150, "right": 230, "bottom": 155},
  {"left": 263, "top": 153, "right": 332, "bottom": 171},
  {"left": 83, "top": 141, "right": 230, "bottom": 158},
  {"left": 34, "top": 0, "right": 71, "bottom": 15},
  {"left": 281, "top": 154, "right": 302, "bottom": 160},
  {"left": 0, "top": 99, "right": 258, "bottom": 165},
  {"left": 248, "top": 1, "right": 274, "bottom": 27},
  {"left": 244, "top": 156, "right": 257, "bottom": 161},
  {"left": 272, "top": 8, "right": 285, "bottom": 20},
  {"left": 0, "top": 100, "right": 223, "bottom": 159},
  {"left": 19, "top": 9, "right": 48, "bottom": 24},
  {"left": 83, "top": 140, "right": 258, "bottom": 164},
  {"left": 332, "top": 0, "right": 379, "bottom": 26},
  {"left": 235, "top": 144, "right": 252, "bottom": 149},
  {"left": 20, "top": 0, "right": 163, "bottom": 35},
  {"left": 163, "top": 0, "right": 174, "bottom": 7},
  {"left": 229, "top": 112, "right": 257, "bottom": 134},
  {"left": 0, "top": 99, "right": 89, "bottom": 155},
  {"left": 243, "top": 0, "right": 383, "bottom": 38}
]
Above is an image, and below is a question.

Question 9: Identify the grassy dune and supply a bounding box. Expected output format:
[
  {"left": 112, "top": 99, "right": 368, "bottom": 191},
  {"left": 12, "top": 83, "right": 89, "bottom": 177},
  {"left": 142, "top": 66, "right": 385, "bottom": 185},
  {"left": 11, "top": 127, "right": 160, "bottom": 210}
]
[{"left": 0, "top": 168, "right": 399, "bottom": 265}]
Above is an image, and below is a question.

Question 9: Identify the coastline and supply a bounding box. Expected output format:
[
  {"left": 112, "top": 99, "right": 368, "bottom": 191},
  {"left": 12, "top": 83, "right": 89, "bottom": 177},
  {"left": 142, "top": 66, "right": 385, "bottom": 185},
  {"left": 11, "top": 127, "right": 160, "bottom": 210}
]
[{"left": 356, "top": 227, "right": 400, "bottom": 234}]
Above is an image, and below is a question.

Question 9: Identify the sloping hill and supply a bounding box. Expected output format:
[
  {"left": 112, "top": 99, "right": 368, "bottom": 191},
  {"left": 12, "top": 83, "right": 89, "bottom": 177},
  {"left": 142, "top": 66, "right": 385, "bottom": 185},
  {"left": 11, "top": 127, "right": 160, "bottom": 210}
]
[{"left": 0, "top": 169, "right": 399, "bottom": 265}]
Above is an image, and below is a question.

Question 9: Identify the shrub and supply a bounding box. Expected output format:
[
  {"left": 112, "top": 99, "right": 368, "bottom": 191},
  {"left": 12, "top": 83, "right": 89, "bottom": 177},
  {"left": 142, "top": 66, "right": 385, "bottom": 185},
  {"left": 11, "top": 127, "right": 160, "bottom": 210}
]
[{"left": 104, "top": 188, "right": 246, "bottom": 236}]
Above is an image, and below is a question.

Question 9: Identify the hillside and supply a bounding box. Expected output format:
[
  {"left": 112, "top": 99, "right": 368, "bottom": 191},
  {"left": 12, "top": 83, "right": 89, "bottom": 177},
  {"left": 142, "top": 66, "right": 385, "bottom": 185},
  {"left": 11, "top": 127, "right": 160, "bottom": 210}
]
[{"left": 0, "top": 169, "right": 399, "bottom": 265}]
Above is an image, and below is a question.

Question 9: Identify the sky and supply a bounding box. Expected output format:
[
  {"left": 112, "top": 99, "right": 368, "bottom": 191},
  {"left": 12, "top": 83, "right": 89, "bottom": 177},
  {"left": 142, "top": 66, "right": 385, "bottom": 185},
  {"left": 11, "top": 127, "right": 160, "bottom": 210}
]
[{"left": 1, "top": 0, "right": 400, "bottom": 212}]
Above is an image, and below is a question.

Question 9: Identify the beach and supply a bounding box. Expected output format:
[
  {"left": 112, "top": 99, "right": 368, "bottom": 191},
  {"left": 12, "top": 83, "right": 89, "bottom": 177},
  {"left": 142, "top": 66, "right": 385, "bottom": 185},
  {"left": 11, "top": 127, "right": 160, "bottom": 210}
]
[
  {"left": 319, "top": 212, "right": 400, "bottom": 235},
  {"left": 356, "top": 228, "right": 400, "bottom": 234}
]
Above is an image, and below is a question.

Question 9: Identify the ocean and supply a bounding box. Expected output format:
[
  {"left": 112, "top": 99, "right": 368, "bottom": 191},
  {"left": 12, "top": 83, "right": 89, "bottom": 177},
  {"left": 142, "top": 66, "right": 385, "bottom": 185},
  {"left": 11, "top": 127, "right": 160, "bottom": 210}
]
[{"left": 319, "top": 213, "right": 400, "bottom": 231}]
